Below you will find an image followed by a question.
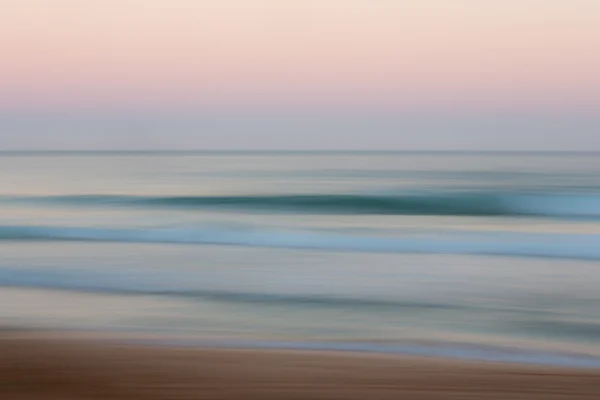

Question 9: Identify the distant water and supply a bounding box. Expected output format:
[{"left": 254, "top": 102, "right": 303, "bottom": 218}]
[{"left": 1, "top": 152, "right": 600, "bottom": 366}]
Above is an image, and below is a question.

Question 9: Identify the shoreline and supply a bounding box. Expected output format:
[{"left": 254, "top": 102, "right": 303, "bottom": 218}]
[
  {"left": 2, "top": 329, "right": 600, "bottom": 399},
  {"left": 138, "top": 337, "right": 600, "bottom": 369},
  {"left": 5, "top": 324, "right": 600, "bottom": 369}
]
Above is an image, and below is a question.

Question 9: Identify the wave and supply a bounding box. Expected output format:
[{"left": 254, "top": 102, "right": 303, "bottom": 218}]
[
  {"left": 0, "top": 266, "right": 457, "bottom": 310},
  {"left": 8, "top": 191, "right": 600, "bottom": 218},
  {"left": 517, "top": 319, "right": 600, "bottom": 341},
  {"left": 4, "top": 260, "right": 600, "bottom": 368},
  {"left": 1, "top": 224, "right": 599, "bottom": 260}
]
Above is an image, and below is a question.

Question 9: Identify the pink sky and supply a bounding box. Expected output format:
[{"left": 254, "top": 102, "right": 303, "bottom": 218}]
[{"left": 1, "top": 0, "right": 599, "bottom": 113}]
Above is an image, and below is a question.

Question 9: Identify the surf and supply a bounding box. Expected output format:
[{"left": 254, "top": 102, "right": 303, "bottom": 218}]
[
  {"left": 1, "top": 223, "right": 599, "bottom": 260},
  {"left": 6, "top": 191, "right": 600, "bottom": 218}
]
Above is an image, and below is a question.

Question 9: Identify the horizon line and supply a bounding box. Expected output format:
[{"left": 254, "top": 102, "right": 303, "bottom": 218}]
[{"left": 1, "top": 149, "right": 600, "bottom": 155}]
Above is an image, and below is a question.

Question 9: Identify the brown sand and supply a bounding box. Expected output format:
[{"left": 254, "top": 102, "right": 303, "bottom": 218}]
[{"left": 1, "top": 331, "right": 600, "bottom": 399}]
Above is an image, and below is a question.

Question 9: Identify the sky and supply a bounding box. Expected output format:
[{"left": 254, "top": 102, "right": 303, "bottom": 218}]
[{"left": 1, "top": 0, "right": 599, "bottom": 150}]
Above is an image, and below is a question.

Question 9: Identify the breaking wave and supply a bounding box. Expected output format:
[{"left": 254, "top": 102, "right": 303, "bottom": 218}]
[{"left": 8, "top": 191, "right": 600, "bottom": 218}]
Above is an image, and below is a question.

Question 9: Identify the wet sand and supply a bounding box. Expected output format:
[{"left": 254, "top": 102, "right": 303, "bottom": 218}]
[{"left": 2, "top": 330, "right": 600, "bottom": 400}]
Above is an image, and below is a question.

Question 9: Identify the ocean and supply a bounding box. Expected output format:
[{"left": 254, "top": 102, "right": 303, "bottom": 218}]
[{"left": 1, "top": 151, "right": 600, "bottom": 366}]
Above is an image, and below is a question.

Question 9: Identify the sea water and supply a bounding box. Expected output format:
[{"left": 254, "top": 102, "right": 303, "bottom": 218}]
[{"left": 1, "top": 151, "right": 600, "bottom": 366}]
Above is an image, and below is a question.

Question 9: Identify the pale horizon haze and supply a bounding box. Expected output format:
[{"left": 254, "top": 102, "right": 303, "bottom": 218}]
[{"left": 1, "top": 0, "right": 599, "bottom": 150}]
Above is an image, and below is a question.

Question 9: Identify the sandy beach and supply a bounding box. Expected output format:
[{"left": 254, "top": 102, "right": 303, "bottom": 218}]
[{"left": 1, "top": 330, "right": 600, "bottom": 400}]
